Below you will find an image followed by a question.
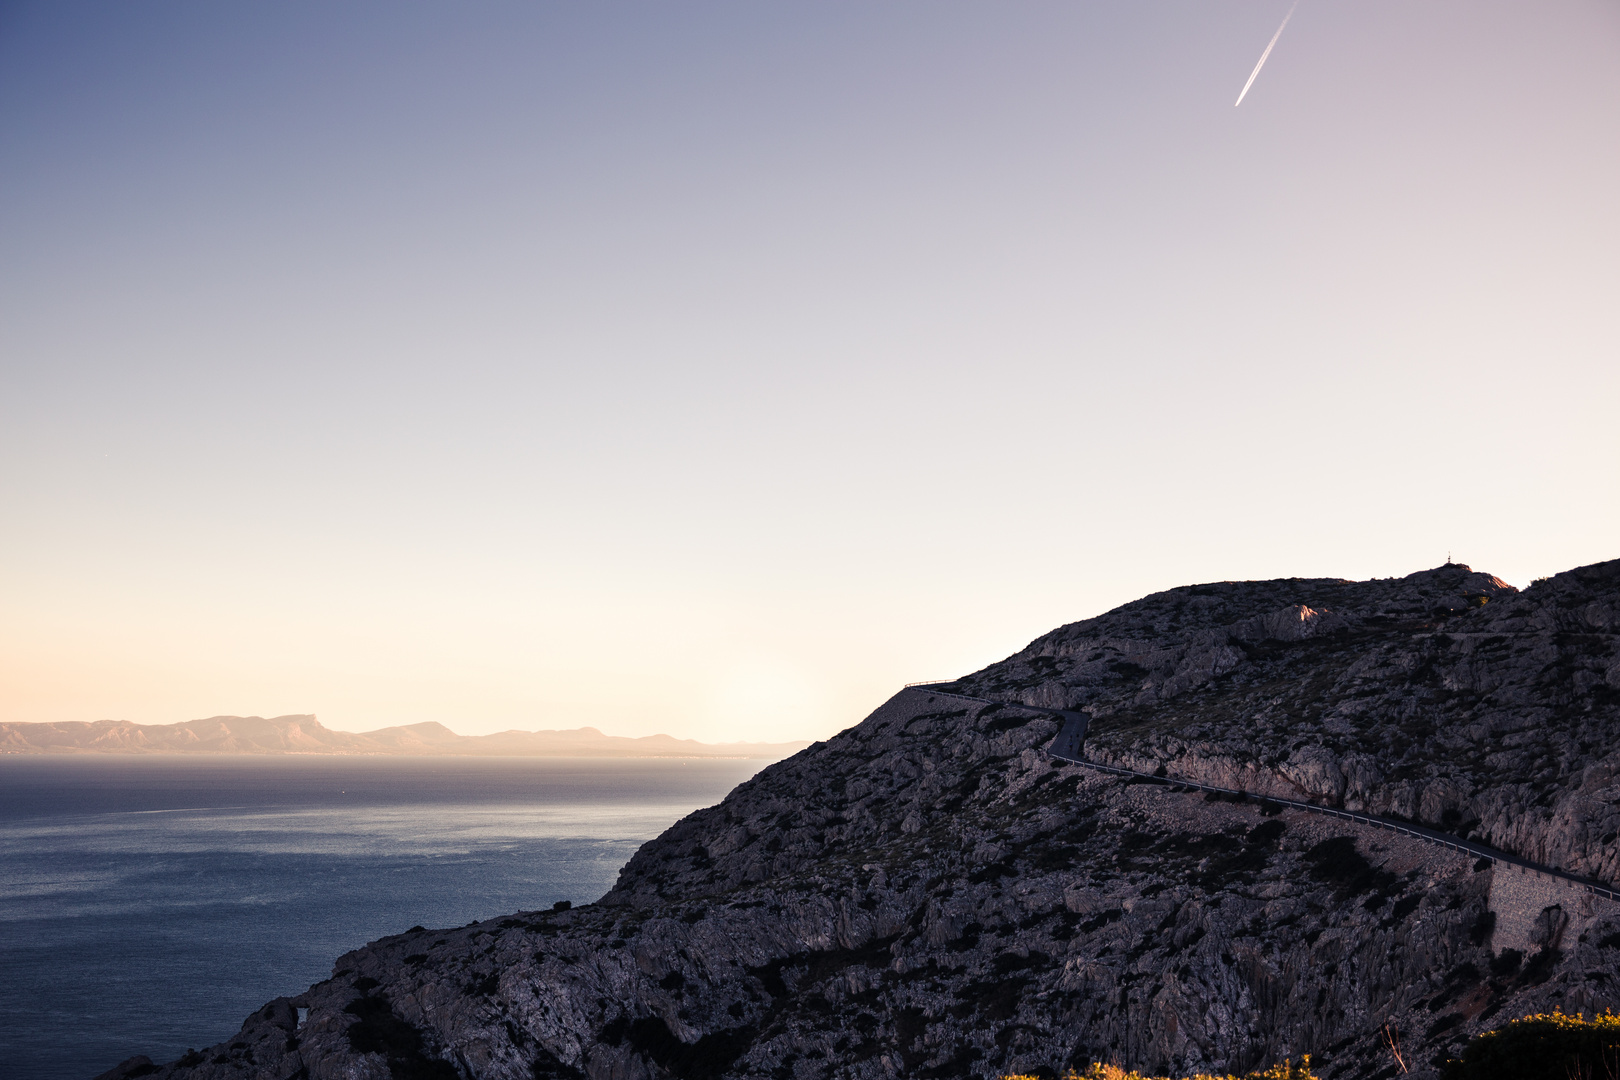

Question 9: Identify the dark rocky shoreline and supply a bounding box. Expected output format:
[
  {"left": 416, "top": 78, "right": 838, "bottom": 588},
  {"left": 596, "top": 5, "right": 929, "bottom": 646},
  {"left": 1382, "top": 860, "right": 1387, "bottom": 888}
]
[{"left": 96, "top": 560, "right": 1620, "bottom": 1080}]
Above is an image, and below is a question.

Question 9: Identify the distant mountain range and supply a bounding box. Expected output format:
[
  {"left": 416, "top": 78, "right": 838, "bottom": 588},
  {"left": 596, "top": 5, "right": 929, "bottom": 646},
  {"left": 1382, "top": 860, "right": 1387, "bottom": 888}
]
[{"left": 0, "top": 714, "right": 810, "bottom": 758}]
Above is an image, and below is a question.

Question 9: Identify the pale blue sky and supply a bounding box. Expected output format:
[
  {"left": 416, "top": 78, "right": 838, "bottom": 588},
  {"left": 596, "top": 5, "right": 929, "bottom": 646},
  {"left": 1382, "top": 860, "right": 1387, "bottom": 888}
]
[{"left": 3, "top": 1, "right": 1617, "bottom": 740}]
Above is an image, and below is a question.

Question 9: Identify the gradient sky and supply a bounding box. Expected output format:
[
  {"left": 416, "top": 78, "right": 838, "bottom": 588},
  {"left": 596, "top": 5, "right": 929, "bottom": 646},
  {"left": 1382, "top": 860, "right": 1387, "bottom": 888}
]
[{"left": 3, "top": 1, "right": 1617, "bottom": 743}]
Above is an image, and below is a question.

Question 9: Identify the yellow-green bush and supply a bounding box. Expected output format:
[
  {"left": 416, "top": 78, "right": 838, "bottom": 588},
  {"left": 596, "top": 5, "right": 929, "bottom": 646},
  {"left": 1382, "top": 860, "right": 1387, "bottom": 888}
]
[{"left": 1444, "top": 1011, "right": 1620, "bottom": 1080}]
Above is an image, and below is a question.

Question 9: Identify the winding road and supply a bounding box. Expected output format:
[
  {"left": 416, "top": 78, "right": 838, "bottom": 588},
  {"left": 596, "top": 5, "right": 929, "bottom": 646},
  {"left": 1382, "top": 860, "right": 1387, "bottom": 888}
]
[{"left": 906, "top": 684, "right": 1620, "bottom": 903}]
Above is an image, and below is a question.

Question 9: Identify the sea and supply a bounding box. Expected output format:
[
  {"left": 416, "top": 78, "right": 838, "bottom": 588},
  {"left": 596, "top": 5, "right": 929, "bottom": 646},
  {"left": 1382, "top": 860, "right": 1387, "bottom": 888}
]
[{"left": 0, "top": 754, "right": 769, "bottom": 1080}]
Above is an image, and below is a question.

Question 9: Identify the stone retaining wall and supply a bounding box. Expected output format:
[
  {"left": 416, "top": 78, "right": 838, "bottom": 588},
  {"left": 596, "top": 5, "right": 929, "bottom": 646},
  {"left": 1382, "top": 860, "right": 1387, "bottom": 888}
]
[{"left": 1488, "top": 862, "right": 1610, "bottom": 956}]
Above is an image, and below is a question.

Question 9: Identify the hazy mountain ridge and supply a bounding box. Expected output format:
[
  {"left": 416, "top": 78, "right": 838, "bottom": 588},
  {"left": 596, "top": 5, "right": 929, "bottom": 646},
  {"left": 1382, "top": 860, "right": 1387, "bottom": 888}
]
[
  {"left": 97, "top": 559, "right": 1620, "bottom": 1080},
  {"left": 0, "top": 714, "right": 808, "bottom": 759}
]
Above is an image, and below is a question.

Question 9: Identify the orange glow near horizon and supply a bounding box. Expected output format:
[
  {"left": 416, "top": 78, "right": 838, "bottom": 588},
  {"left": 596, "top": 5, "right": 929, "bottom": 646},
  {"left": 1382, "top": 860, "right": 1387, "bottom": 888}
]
[{"left": 2, "top": 2, "right": 1616, "bottom": 742}]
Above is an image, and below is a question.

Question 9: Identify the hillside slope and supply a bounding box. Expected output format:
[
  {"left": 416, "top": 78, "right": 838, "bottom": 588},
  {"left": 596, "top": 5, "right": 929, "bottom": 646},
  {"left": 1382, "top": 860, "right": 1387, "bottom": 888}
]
[
  {"left": 97, "top": 560, "right": 1620, "bottom": 1080},
  {"left": 947, "top": 561, "right": 1620, "bottom": 882}
]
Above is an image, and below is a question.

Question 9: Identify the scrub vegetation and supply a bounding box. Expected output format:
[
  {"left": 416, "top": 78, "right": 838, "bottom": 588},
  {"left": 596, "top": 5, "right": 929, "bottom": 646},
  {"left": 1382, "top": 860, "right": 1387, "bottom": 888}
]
[
  {"left": 1443, "top": 1011, "right": 1620, "bottom": 1080},
  {"left": 1003, "top": 1058, "right": 1319, "bottom": 1080}
]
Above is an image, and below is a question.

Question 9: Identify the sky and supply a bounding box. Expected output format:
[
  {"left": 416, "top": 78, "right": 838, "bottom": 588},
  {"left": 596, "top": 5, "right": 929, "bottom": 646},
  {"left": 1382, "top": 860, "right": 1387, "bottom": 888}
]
[{"left": 2, "top": 1, "right": 1617, "bottom": 744}]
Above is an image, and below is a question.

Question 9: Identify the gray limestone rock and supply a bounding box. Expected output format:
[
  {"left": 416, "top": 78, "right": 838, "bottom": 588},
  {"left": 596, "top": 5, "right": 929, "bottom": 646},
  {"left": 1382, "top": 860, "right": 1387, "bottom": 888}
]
[{"left": 104, "top": 559, "right": 1620, "bottom": 1080}]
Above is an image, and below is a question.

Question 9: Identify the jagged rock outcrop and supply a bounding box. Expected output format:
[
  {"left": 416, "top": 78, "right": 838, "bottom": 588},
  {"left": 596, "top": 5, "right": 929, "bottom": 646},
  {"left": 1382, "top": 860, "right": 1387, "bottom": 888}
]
[
  {"left": 950, "top": 562, "right": 1620, "bottom": 884},
  {"left": 98, "top": 560, "right": 1620, "bottom": 1080}
]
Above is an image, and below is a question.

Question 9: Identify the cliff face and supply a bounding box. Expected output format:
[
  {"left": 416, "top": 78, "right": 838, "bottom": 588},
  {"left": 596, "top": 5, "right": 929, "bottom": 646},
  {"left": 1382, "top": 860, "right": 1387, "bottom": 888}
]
[
  {"left": 98, "top": 560, "right": 1620, "bottom": 1080},
  {"left": 950, "top": 561, "right": 1620, "bottom": 884}
]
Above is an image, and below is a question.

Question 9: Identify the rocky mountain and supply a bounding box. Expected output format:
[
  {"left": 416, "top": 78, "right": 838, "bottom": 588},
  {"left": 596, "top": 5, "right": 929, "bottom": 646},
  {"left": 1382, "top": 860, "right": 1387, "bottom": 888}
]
[
  {"left": 0, "top": 715, "right": 807, "bottom": 759},
  {"left": 96, "top": 559, "right": 1620, "bottom": 1080}
]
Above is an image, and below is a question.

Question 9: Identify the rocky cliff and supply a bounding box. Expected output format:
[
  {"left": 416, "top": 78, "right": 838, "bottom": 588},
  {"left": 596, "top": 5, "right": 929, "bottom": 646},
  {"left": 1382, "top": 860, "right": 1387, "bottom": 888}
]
[
  {"left": 948, "top": 561, "right": 1620, "bottom": 883},
  {"left": 97, "top": 560, "right": 1620, "bottom": 1080}
]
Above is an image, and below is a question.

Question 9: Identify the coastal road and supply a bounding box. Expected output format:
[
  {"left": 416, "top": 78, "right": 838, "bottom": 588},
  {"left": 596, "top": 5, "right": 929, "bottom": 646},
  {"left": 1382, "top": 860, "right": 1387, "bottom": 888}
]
[{"left": 905, "top": 684, "right": 1620, "bottom": 903}]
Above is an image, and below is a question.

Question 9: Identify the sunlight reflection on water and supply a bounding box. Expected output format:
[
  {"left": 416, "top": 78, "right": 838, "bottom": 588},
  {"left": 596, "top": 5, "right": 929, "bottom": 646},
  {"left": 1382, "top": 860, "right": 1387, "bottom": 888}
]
[{"left": 0, "top": 755, "right": 769, "bottom": 1080}]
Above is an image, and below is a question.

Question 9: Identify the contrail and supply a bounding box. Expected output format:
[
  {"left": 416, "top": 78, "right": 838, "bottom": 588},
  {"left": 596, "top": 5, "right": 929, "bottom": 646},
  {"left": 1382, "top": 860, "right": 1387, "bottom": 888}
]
[{"left": 1234, "top": 0, "right": 1300, "bottom": 107}]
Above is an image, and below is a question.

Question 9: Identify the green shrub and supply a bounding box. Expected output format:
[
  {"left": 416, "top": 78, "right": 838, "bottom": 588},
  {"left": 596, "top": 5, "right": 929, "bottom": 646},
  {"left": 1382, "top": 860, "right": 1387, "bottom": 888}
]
[{"left": 1444, "top": 1011, "right": 1620, "bottom": 1080}]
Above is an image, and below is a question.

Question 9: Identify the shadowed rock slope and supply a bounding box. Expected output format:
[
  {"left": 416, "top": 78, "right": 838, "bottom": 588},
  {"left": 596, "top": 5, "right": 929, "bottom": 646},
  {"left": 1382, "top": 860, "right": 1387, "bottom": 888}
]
[{"left": 99, "top": 560, "right": 1620, "bottom": 1080}]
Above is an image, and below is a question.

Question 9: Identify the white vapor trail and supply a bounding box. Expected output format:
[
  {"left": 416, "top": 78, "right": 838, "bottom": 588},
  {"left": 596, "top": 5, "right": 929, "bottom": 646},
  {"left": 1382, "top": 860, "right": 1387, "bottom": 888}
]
[{"left": 1235, "top": 0, "right": 1300, "bottom": 106}]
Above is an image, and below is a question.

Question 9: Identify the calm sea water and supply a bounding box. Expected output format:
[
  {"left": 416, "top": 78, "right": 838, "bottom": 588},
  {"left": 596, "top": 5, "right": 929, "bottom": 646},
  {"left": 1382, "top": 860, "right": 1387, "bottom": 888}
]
[{"left": 0, "top": 755, "right": 767, "bottom": 1080}]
